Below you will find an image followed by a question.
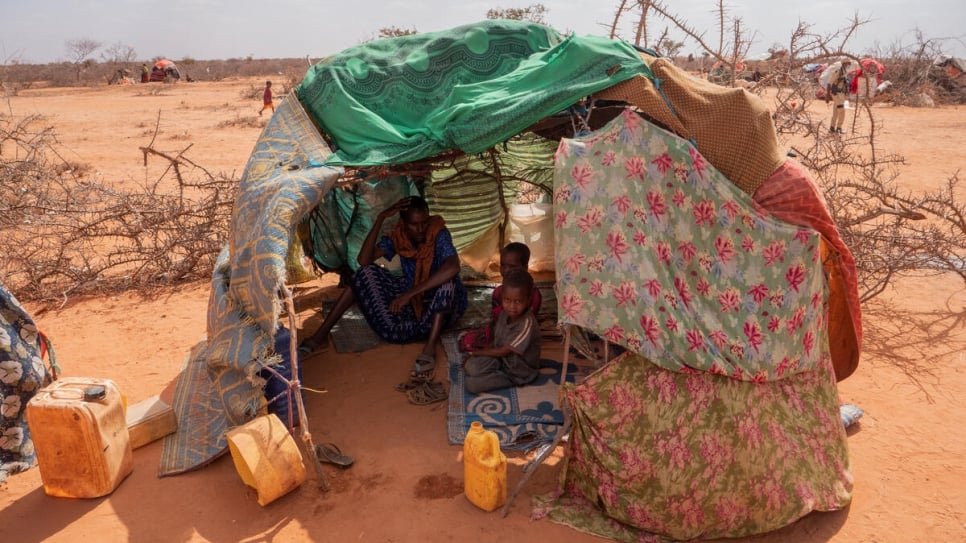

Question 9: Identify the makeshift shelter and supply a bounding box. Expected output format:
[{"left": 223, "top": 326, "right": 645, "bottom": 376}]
[
  {"left": 161, "top": 19, "right": 860, "bottom": 540},
  {"left": 932, "top": 56, "right": 966, "bottom": 102},
  {"left": 149, "top": 59, "right": 180, "bottom": 82}
]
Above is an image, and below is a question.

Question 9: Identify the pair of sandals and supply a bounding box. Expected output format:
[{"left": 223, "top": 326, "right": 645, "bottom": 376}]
[{"left": 395, "top": 354, "right": 448, "bottom": 405}]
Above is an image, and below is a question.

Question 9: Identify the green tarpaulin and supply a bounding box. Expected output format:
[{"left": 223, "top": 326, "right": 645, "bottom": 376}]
[{"left": 297, "top": 19, "right": 651, "bottom": 166}]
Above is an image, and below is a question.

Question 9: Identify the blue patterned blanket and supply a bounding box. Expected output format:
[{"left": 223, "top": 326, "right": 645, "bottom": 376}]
[{"left": 444, "top": 333, "right": 577, "bottom": 450}]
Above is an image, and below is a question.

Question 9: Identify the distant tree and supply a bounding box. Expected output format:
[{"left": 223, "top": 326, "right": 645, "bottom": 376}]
[
  {"left": 100, "top": 41, "right": 137, "bottom": 64},
  {"left": 378, "top": 26, "right": 418, "bottom": 39},
  {"left": 486, "top": 4, "right": 548, "bottom": 24},
  {"left": 65, "top": 38, "right": 101, "bottom": 82},
  {"left": 659, "top": 38, "right": 685, "bottom": 58}
]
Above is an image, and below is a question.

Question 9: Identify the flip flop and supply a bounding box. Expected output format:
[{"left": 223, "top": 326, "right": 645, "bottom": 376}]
[
  {"left": 406, "top": 381, "right": 448, "bottom": 405},
  {"left": 315, "top": 442, "right": 353, "bottom": 468}
]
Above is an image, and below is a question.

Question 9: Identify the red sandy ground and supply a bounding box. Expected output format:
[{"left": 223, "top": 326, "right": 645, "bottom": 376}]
[{"left": 1, "top": 79, "right": 964, "bottom": 542}]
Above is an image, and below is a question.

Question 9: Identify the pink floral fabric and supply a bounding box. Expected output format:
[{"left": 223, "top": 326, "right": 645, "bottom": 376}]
[
  {"left": 553, "top": 109, "right": 828, "bottom": 381},
  {"left": 753, "top": 160, "right": 861, "bottom": 381},
  {"left": 533, "top": 351, "right": 853, "bottom": 541},
  {"left": 536, "top": 110, "right": 852, "bottom": 540}
]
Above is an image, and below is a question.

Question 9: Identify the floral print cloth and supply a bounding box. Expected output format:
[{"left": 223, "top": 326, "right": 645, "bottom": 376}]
[
  {"left": 0, "top": 282, "right": 49, "bottom": 482},
  {"left": 553, "top": 109, "right": 827, "bottom": 381},
  {"left": 533, "top": 351, "right": 852, "bottom": 541},
  {"left": 535, "top": 110, "right": 852, "bottom": 540}
]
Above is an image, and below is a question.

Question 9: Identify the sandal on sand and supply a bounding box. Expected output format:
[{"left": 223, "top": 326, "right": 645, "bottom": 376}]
[
  {"left": 406, "top": 381, "right": 448, "bottom": 405},
  {"left": 315, "top": 442, "right": 353, "bottom": 468},
  {"left": 393, "top": 354, "right": 437, "bottom": 392},
  {"left": 394, "top": 379, "right": 421, "bottom": 393},
  {"left": 410, "top": 354, "right": 436, "bottom": 381}
]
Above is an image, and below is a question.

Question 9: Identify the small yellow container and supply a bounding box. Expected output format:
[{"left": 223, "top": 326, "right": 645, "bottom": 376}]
[
  {"left": 463, "top": 421, "right": 507, "bottom": 512},
  {"left": 26, "top": 377, "right": 133, "bottom": 498},
  {"left": 226, "top": 413, "right": 306, "bottom": 506}
]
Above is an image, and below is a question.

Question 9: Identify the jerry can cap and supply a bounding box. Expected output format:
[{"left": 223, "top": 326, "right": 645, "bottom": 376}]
[{"left": 83, "top": 385, "right": 106, "bottom": 401}]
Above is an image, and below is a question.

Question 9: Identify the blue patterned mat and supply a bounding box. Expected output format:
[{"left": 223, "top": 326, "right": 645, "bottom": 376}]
[{"left": 444, "top": 333, "right": 577, "bottom": 450}]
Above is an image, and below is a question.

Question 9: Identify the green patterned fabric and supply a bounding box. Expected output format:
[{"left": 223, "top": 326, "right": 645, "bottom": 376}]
[
  {"left": 297, "top": 19, "right": 650, "bottom": 166},
  {"left": 160, "top": 97, "right": 341, "bottom": 475},
  {"left": 306, "top": 176, "right": 418, "bottom": 273},
  {"left": 428, "top": 132, "right": 556, "bottom": 250}
]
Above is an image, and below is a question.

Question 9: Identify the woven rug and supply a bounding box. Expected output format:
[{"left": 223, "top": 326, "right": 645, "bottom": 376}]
[
  {"left": 325, "top": 303, "right": 382, "bottom": 353},
  {"left": 443, "top": 333, "right": 577, "bottom": 450}
]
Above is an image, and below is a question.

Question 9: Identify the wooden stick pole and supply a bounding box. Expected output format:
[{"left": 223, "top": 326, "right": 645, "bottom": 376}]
[{"left": 283, "top": 286, "right": 329, "bottom": 492}]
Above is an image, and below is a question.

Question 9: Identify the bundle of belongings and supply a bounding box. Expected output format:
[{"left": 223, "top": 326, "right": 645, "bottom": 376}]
[
  {"left": 160, "top": 19, "right": 860, "bottom": 541},
  {"left": 0, "top": 281, "right": 58, "bottom": 483}
]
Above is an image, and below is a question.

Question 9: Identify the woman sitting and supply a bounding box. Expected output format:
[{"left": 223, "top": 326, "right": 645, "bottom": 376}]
[{"left": 299, "top": 196, "right": 467, "bottom": 389}]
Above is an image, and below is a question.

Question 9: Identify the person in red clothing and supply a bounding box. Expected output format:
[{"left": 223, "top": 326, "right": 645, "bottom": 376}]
[
  {"left": 259, "top": 80, "right": 274, "bottom": 116},
  {"left": 849, "top": 58, "right": 885, "bottom": 104}
]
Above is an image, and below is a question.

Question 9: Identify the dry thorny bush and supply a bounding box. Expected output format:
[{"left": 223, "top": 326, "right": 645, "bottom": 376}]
[
  {"left": 0, "top": 113, "right": 234, "bottom": 306},
  {"left": 611, "top": 2, "right": 966, "bottom": 302},
  {"left": 753, "top": 32, "right": 965, "bottom": 302},
  {"left": 1, "top": 13, "right": 964, "bottom": 308}
]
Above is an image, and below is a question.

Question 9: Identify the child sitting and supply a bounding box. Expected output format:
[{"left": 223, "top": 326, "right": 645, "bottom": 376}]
[
  {"left": 459, "top": 242, "right": 542, "bottom": 352},
  {"left": 463, "top": 268, "right": 541, "bottom": 394}
]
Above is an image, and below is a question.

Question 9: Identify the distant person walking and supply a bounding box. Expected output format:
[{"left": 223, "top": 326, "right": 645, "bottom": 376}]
[
  {"left": 259, "top": 80, "right": 274, "bottom": 116},
  {"left": 821, "top": 59, "right": 852, "bottom": 135},
  {"left": 140, "top": 63, "right": 149, "bottom": 83}
]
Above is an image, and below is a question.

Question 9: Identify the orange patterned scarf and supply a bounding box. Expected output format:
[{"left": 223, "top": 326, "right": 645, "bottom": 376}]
[{"left": 387, "top": 215, "right": 446, "bottom": 318}]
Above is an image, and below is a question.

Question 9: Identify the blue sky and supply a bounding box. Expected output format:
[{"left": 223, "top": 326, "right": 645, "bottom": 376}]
[{"left": 1, "top": 0, "right": 963, "bottom": 64}]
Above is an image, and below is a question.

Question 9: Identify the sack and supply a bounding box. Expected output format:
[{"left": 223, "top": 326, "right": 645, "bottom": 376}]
[{"left": 285, "top": 223, "right": 317, "bottom": 284}]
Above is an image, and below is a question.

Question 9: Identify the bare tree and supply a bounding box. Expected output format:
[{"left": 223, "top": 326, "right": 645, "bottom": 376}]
[
  {"left": 100, "top": 42, "right": 138, "bottom": 84},
  {"left": 100, "top": 41, "right": 137, "bottom": 65},
  {"left": 65, "top": 38, "right": 101, "bottom": 82},
  {"left": 659, "top": 37, "right": 686, "bottom": 59}
]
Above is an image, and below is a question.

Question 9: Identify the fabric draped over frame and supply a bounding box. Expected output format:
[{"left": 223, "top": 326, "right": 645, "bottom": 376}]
[
  {"left": 539, "top": 110, "right": 852, "bottom": 540},
  {"left": 595, "top": 54, "right": 787, "bottom": 197},
  {"left": 752, "top": 160, "right": 862, "bottom": 380},
  {"left": 160, "top": 97, "right": 341, "bottom": 475},
  {"left": 297, "top": 19, "right": 652, "bottom": 167},
  {"left": 554, "top": 110, "right": 828, "bottom": 381}
]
